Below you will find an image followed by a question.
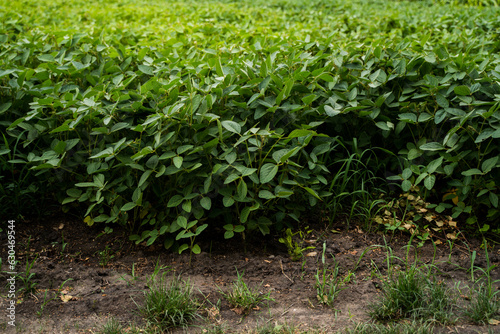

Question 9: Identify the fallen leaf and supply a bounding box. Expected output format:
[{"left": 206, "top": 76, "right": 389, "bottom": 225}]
[
  {"left": 419, "top": 208, "right": 428, "bottom": 213},
  {"left": 435, "top": 220, "right": 444, "bottom": 227},
  {"left": 60, "top": 295, "right": 73, "bottom": 303},
  {"left": 264, "top": 260, "right": 272, "bottom": 263},
  {"left": 231, "top": 307, "right": 245, "bottom": 315},
  {"left": 58, "top": 223, "right": 64, "bottom": 230},
  {"left": 489, "top": 319, "right": 500, "bottom": 325},
  {"left": 448, "top": 221, "right": 457, "bottom": 227},
  {"left": 306, "top": 252, "right": 317, "bottom": 257},
  {"left": 424, "top": 214, "right": 434, "bottom": 222},
  {"left": 434, "top": 240, "right": 443, "bottom": 245},
  {"left": 446, "top": 233, "right": 457, "bottom": 240}
]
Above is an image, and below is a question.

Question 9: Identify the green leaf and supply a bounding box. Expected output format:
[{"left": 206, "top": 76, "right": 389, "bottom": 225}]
[
  {"left": 66, "top": 188, "right": 82, "bottom": 198},
  {"left": 177, "top": 145, "right": 193, "bottom": 155},
  {"left": 454, "top": 85, "right": 471, "bottom": 96},
  {"left": 182, "top": 200, "right": 192, "bottom": 213},
  {"left": 132, "top": 188, "right": 142, "bottom": 204},
  {"left": 424, "top": 175, "right": 436, "bottom": 190},
  {"left": 234, "top": 165, "right": 257, "bottom": 177},
  {"left": 177, "top": 216, "right": 188, "bottom": 229},
  {"left": 138, "top": 64, "right": 154, "bottom": 75},
  {"left": 420, "top": 142, "right": 444, "bottom": 151},
  {"left": 398, "top": 113, "right": 417, "bottom": 123},
  {"left": 259, "top": 190, "right": 276, "bottom": 199},
  {"left": 167, "top": 195, "right": 184, "bottom": 207},
  {"left": 225, "top": 173, "right": 240, "bottom": 184},
  {"left": 0, "top": 102, "right": 12, "bottom": 114},
  {"left": 224, "top": 230, "right": 234, "bottom": 239},
  {"left": 223, "top": 196, "right": 235, "bottom": 207},
  {"left": 260, "top": 163, "right": 278, "bottom": 184},
  {"left": 234, "top": 225, "right": 245, "bottom": 233},
  {"left": 461, "top": 168, "right": 483, "bottom": 176},
  {"left": 482, "top": 156, "right": 498, "bottom": 173},
  {"left": 240, "top": 206, "right": 251, "bottom": 223},
  {"left": 436, "top": 94, "right": 449, "bottom": 108},
  {"left": 288, "top": 129, "right": 316, "bottom": 138},
  {"left": 407, "top": 148, "right": 422, "bottom": 160},
  {"left": 490, "top": 192, "right": 498, "bottom": 208},
  {"left": 173, "top": 156, "right": 183, "bottom": 168},
  {"left": 121, "top": 202, "right": 137, "bottom": 211},
  {"left": 324, "top": 105, "right": 341, "bottom": 117},
  {"left": 319, "top": 73, "right": 335, "bottom": 82},
  {"left": 221, "top": 120, "right": 241, "bottom": 134},
  {"left": 138, "top": 170, "right": 152, "bottom": 187},
  {"left": 402, "top": 168, "right": 412, "bottom": 180},
  {"left": 303, "top": 187, "right": 321, "bottom": 201},
  {"left": 427, "top": 157, "right": 443, "bottom": 174},
  {"left": 178, "top": 244, "right": 189, "bottom": 254},
  {"left": 237, "top": 179, "right": 248, "bottom": 200},
  {"left": 375, "top": 122, "right": 392, "bottom": 131},
  {"left": 196, "top": 224, "right": 208, "bottom": 235},
  {"left": 200, "top": 197, "right": 212, "bottom": 210},
  {"left": 191, "top": 244, "right": 201, "bottom": 254},
  {"left": 402, "top": 180, "right": 412, "bottom": 192}
]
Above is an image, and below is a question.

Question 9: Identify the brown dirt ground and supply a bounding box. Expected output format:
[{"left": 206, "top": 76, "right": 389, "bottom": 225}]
[{"left": 1, "top": 215, "right": 500, "bottom": 333}]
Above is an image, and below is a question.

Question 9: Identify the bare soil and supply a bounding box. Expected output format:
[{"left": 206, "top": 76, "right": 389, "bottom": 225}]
[{"left": 1, "top": 215, "right": 499, "bottom": 333}]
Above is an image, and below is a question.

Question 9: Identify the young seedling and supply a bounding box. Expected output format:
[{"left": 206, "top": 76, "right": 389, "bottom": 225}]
[
  {"left": 279, "top": 228, "right": 314, "bottom": 261},
  {"left": 17, "top": 254, "right": 38, "bottom": 297},
  {"left": 119, "top": 262, "right": 138, "bottom": 286},
  {"left": 314, "top": 242, "right": 354, "bottom": 308},
  {"left": 36, "top": 278, "right": 73, "bottom": 318},
  {"left": 96, "top": 245, "right": 115, "bottom": 267}
]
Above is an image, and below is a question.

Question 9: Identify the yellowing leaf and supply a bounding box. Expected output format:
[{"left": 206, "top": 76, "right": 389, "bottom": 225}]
[{"left": 84, "top": 216, "right": 94, "bottom": 227}]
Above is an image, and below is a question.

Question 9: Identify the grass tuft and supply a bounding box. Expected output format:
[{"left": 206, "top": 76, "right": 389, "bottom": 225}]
[
  {"left": 220, "top": 268, "right": 274, "bottom": 315},
  {"left": 135, "top": 272, "right": 199, "bottom": 331},
  {"left": 368, "top": 244, "right": 456, "bottom": 324},
  {"left": 343, "top": 321, "right": 434, "bottom": 334},
  {"left": 465, "top": 282, "right": 500, "bottom": 325},
  {"left": 97, "top": 317, "right": 124, "bottom": 334}
]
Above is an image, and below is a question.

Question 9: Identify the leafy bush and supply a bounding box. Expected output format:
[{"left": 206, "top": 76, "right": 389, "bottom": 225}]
[{"left": 1, "top": 0, "right": 499, "bottom": 245}]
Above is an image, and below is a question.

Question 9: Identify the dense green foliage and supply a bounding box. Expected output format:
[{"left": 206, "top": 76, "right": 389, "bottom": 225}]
[{"left": 1, "top": 0, "right": 500, "bottom": 250}]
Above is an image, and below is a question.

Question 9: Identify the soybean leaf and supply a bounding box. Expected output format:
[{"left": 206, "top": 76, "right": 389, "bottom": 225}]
[{"left": 260, "top": 163, "right": 278, "bottom": 184}]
